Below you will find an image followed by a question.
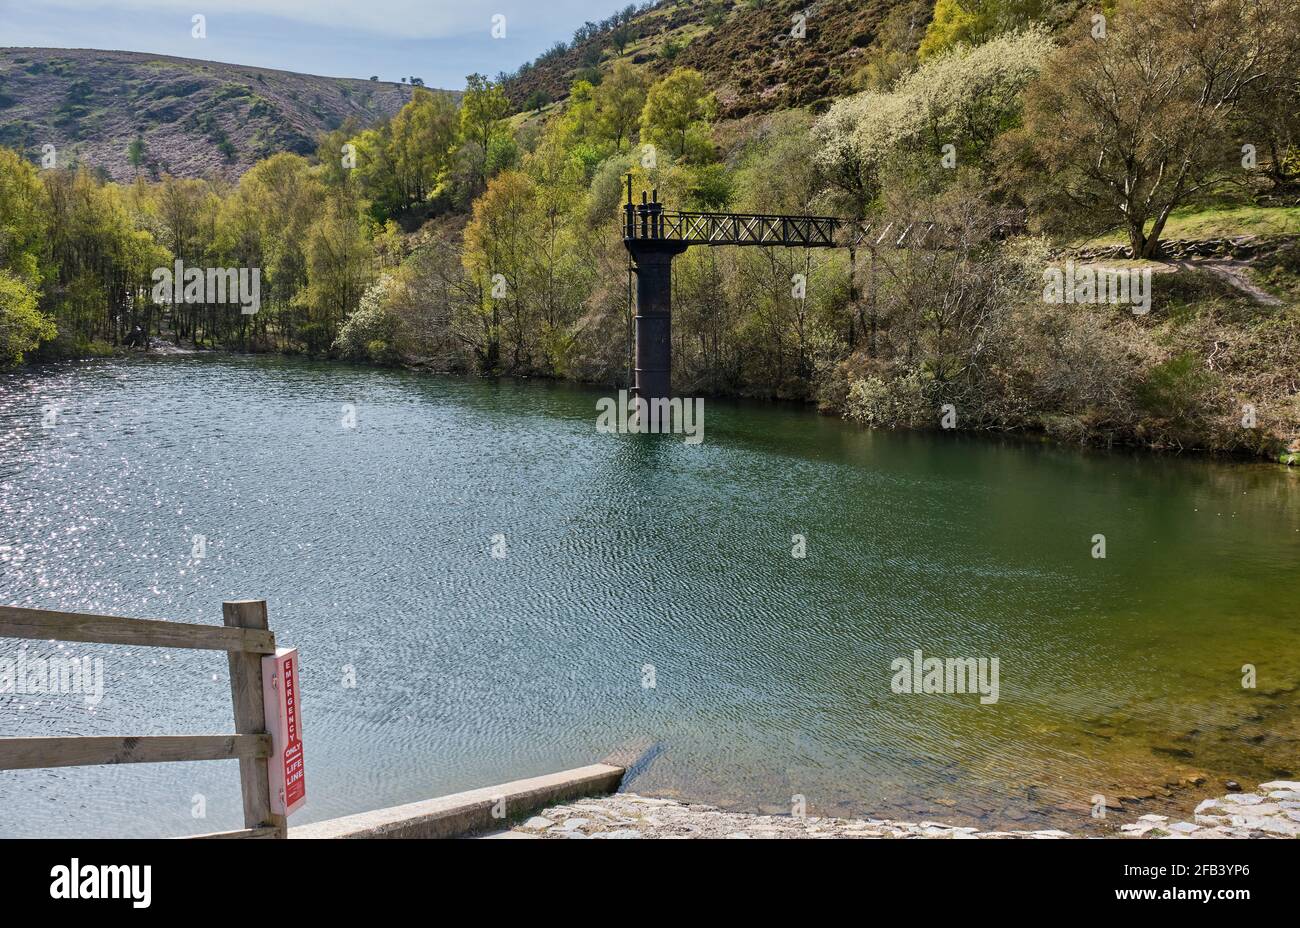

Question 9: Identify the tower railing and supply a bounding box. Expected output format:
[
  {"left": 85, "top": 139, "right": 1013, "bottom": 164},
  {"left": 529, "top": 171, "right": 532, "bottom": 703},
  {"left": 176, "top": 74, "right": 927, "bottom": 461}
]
[{"left": 621, "top": 177, "right": 939, "bottom": 250}]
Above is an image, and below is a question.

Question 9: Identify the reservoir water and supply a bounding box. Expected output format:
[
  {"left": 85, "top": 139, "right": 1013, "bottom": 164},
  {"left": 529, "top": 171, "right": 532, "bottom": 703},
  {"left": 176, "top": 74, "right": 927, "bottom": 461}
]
[{"left": 2, "top": 355, "right": 1298, "bottom": 837}]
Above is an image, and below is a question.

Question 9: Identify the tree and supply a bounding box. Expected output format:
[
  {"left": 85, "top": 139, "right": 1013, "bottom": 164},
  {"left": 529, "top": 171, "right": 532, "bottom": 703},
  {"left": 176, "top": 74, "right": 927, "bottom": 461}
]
[
  {"left": 127, "top": 133, "right": 147, "bottom": 170},
  {"left": 687, "top": 164, "right": 734, "bottom": 210},
  {"left": 525, "top": 90, "right": 552, "bottom": 114},
  {"left": 1008, "top": 0, "right": 1288, "bottom": 258},
  {"left": 593, "top": 62, "right": 647, "bottom": 150},
  {"left": 0, "top": 148, "right": 57, "bottom": 363},
  {"left": 0, "top": 270, "right": 55, "bottom": 364},
  {"left": 298, "top": 191, "right": 374, "bottom": 353},
  {"left": 640, "top": 69, "right": 715, "bottom": 160},
  {"left": 0, "top": 147, "right": 49, "bottom": 287},
  {"left": 215, "top": 152, "right": 324, "bottom": 348},
  {"left": 561, "top": 80, "right": 599, "bottom": 143},
  {"left": 918, "top": 0, "right": 1045, "bottom": 59},
  {"left": 843, "top": 175, "right": 1029, "bottom": 422},
  {"left": 854, "top": 0, "right": 930, "bottom": 90},
  {"left": 1228, "top": 0, "right": 1300, "bottom": 192},
  {"left": 40, "top": 166, "right": 167, "bottom": 351},
  {"left": 333, "top": 274, "right": 399, "bottom": 362},
  {"left": 459, "top": 73, "right": 511, "bottom": 193},
  {"left": 610, "top": 23, "right": 635, "bottom": 56},
  {"left": 462, "top": 171, "right": 539, "bottom": 371},
  {"left": 388, "top": 87, "right": 459, "bottom": 208}
]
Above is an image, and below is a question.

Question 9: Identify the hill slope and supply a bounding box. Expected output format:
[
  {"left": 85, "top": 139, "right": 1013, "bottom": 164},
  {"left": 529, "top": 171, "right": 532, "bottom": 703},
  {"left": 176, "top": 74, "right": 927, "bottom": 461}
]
[
  {"left": 503, "top": 0, "right": 918, "bottom": 118},
  {"left": 0, "top": 48, "right": 434, "bottom": 180},
  {"left": 503, "top": 0, "right": 1093, "bottom": 119}
]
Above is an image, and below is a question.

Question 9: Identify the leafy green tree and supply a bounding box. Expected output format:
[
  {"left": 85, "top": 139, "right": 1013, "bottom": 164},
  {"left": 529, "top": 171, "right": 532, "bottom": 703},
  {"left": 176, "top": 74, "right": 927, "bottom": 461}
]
[
  {"left": 0, "top": 147, "right": 49, "bottom": 287},
  {"left": 639, "top": 69, "right": 715, "bottom": 161},
  {"left": 593, "top": 61, "right": 647, "bottom": 151},
  {"left": 0, "top": 150, "right": 58, "bottom": 365},
  {"left": 348, "top": 124, "right": 402, "bottom": 217},
  {"left": 214, "top": 152, "right": 324, "bottom": 348},
  {"left": 687, "top": 164, "right": 734, "bottom": 210},
  {"left": 610, "top": 23, "right": 634, "bottom": 56},
  {"left": 918, "top": 0, "right": 1045, "bottom": 59},
  {"left": 298, "top": 191, "right": 375, "bottom": 353},
  {"left": 41, "top": 167, "right": 167, "bottom": 351},
  {"left": 559, "top": 80, "right": 600, "bottom": 144},
  {"left": 127, "top": 134, "right": 147, "bottom": 170},
  {"left": 0, "top": 270, "right": 55, "bottom": 364},
  {"left": 389, "top": 87, "right": 459, "bottom": 207},
  {"left": 525, "top": 90, "right": 551, "bottom": 114},
  {"left": 459, "top": 73, "right": 511, "bottom": 194}
]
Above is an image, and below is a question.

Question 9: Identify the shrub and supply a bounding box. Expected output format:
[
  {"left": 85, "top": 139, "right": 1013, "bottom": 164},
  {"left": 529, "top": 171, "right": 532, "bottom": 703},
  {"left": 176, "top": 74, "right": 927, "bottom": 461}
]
[
  {"left": 334, "top": 276, "right": 399, "bottom": 363},
  {"left": 1135, "top": 352, "right": 1219, "bottom": 438},
  {"left": 844, "top": 364, "right": 935, "bottom": 428}
]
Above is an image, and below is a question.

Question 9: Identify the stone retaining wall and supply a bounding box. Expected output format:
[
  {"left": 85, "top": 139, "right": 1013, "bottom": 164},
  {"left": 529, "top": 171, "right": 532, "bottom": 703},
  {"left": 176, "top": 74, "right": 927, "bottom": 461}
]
[{"left": 1069, "top": 235, "right": 1299, "bottom": 262}]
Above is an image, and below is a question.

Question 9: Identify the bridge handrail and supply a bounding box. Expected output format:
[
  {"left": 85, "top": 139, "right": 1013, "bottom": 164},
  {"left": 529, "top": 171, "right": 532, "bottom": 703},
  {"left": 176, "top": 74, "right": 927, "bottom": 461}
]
[{"left": 664, "top": 210, "right": 849, "bottom": 224}]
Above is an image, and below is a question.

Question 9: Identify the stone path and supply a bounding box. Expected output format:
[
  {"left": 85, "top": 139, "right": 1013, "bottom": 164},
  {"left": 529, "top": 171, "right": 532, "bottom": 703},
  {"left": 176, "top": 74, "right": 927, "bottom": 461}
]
[
  {"left": 486, "top": 782, "right": 1300, "bottom": 839},
  {"left": 1174, "top": 259, "right": 1285, "bottom": 306}
]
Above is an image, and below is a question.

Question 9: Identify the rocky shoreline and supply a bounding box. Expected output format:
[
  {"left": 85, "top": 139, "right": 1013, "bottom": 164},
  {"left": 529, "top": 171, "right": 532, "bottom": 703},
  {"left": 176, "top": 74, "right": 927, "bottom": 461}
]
[{"left": 491, "top": 781, "right": 1300, "bottom": 839}]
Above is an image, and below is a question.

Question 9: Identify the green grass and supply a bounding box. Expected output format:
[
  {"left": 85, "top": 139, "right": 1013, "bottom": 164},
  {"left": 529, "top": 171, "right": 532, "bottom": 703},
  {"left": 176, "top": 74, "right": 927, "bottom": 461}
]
[{"left": 1074, "top": 205, "right": 1300, "bottom": 248}]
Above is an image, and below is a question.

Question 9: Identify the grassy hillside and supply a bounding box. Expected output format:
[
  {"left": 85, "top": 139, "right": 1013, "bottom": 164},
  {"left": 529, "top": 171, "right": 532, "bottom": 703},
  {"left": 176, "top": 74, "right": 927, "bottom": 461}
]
[{"left": 0, "top": 48, "right": 436, "bottom": 180}]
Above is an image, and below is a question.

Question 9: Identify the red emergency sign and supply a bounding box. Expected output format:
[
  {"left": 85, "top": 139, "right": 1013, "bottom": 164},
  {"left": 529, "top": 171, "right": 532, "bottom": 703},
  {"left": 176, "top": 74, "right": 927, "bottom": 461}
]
[{"left": 262, "top": 647, "right": 306, "bottom": 816}]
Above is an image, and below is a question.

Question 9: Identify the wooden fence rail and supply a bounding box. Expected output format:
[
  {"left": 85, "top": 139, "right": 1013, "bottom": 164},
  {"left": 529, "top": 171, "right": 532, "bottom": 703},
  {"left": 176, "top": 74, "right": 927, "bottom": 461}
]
[
  {"left": 0, "top": 599, "right": 288, "bottom": 838},
  {"left": 0, "top": 605, "right": 276, "bottom": 653}
]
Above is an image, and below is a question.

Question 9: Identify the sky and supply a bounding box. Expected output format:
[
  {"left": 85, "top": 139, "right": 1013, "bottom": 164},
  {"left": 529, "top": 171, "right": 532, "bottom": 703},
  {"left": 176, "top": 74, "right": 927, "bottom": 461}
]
[{"left": 0, "top": 0, "right": 639, "bottom": 88}]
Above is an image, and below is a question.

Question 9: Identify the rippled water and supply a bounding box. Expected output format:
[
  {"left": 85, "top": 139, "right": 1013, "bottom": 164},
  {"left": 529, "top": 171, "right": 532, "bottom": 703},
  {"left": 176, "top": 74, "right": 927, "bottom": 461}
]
[{"left": 1, "top": 355, "right": 1298, "bottom": 837}]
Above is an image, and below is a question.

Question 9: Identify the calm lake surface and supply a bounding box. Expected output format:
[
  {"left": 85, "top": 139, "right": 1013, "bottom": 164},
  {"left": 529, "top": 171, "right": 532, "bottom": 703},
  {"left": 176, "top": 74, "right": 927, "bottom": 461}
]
[{"left": 2, "top": 355, "right": 1298, "bottom": 837}]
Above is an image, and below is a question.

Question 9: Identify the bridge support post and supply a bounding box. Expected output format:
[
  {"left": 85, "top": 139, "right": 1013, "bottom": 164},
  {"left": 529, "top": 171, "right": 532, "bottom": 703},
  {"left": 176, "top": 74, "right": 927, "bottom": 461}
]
[{"left": 628, "top": 242, "right": 686, "bottom": 401}]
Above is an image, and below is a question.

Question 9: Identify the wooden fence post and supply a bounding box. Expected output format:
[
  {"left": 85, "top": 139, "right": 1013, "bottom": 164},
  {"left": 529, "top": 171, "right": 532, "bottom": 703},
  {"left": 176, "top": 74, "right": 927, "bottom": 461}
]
[{"left": 222, "top": 600, "right": 286, "bottom": 838}]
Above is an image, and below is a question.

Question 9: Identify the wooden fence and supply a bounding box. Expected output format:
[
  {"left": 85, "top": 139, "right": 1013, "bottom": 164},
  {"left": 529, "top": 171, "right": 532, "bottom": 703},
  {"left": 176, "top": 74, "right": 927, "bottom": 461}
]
[{"left": 0, "top": 599, "right": 287, "bottom": 838}]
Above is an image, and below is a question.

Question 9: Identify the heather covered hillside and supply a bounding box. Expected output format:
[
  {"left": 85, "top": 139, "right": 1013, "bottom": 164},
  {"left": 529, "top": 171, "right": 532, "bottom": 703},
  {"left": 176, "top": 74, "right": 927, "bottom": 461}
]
[
  {"left": 0, "top": 48, "right": 427, "bottom": 180},
  {"left": 501, "top": 0, "right": 1091, "bottom": 118}
]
